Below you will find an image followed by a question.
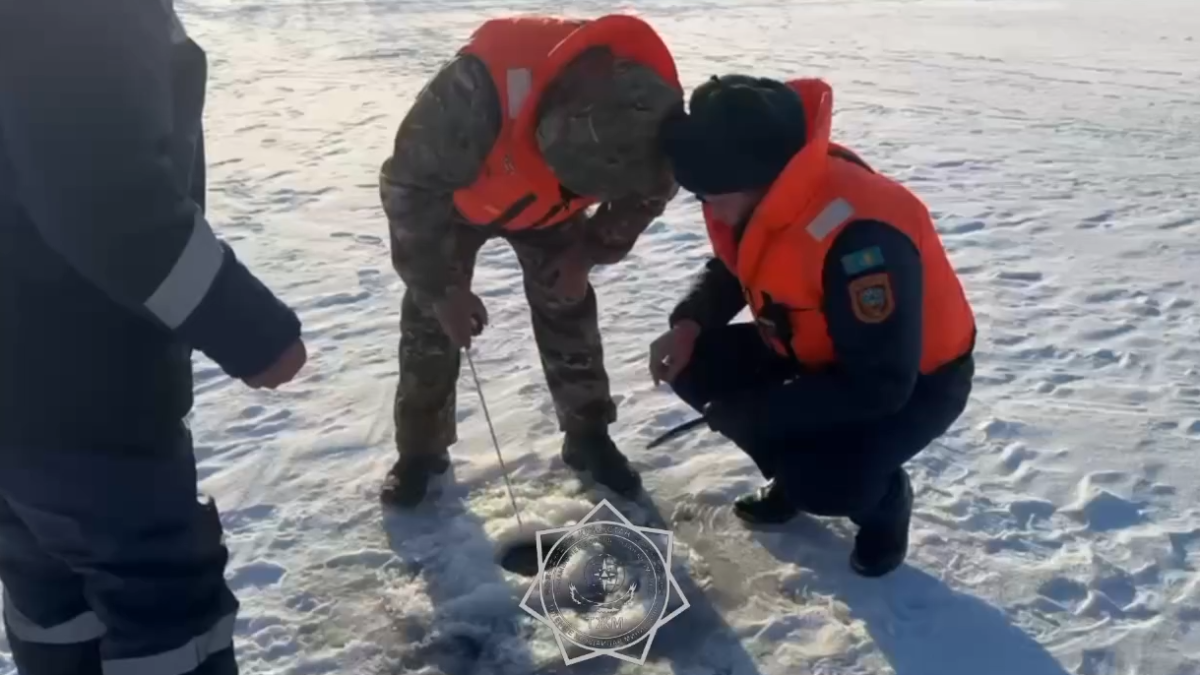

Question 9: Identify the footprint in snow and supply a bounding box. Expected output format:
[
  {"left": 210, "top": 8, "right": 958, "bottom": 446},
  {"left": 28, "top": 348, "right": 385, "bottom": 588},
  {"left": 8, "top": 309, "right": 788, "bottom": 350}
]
[
  {"left": 228, "top": 560, "right": 287, "bottom": 592},
  {"left": 1062, "top": 488, "right": 1145, "bottom": 532}
]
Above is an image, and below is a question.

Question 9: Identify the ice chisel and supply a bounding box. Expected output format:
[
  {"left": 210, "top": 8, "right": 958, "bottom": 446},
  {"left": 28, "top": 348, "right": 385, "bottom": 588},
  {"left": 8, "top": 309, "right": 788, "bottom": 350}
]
[{"left": 646, "top": 416, "right": 707, "bottom": 449}]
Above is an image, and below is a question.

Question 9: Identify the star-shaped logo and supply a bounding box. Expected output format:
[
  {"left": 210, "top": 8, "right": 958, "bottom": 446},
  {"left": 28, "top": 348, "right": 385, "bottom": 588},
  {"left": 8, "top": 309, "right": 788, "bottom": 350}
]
[{"left": 518, "top": 499, "right": 689, "bottom": 665}]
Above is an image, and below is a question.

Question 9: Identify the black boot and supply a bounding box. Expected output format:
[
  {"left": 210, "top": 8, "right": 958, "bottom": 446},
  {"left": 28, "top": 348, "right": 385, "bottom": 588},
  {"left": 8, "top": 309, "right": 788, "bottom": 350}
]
[
  {"left": 732, "top": 479, "right": 800, "bottom": 525},
  {"left": 561, "top": 429, "right": 642, "bottom": 497},
  {"left": 850, "top": 469, "right": 913, "bottom": 578},
  {"left": 380, "top": 449, "right": 451, "bottom": 507}
]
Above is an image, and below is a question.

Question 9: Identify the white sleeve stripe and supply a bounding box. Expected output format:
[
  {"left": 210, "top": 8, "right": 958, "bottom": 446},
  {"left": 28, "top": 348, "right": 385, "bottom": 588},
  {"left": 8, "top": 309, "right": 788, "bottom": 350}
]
[{"left": 144, "top": 211, "right": 224, "bottom": 330}]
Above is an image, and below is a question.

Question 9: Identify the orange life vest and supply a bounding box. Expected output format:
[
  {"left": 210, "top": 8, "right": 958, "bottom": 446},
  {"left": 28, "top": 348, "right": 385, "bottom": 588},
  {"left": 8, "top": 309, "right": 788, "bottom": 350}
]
[
  {"left": 452, "top": 14, "right": 681, "bottom": 231},
  {"left": 704, "top": 78, "right": 975, "bottom": 374}
]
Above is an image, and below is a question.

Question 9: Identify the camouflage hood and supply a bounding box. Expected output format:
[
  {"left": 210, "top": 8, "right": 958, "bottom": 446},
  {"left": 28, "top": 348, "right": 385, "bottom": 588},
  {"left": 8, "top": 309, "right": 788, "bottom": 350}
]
[{"left": 535, "top": 46, "right": 682, "bottom": 202}]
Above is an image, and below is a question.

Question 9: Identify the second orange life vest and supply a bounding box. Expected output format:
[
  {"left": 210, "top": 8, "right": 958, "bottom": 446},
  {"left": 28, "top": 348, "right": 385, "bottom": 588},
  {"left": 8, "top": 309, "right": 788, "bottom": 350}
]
[
  {"left": 452, "top": 14, "right": 681, "bottom": 231},
  {"left": 703, "top": 78, "right": 975, "bottom": 374}
]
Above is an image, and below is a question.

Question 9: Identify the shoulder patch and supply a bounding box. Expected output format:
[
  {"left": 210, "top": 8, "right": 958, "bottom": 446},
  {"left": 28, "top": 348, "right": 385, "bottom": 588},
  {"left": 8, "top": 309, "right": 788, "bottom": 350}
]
[
  {"left": 841, "top": 246, "right": 885, "bottom": 276},
  {"left": 848, "top": 272, "right": 894, "bottom": 324}
]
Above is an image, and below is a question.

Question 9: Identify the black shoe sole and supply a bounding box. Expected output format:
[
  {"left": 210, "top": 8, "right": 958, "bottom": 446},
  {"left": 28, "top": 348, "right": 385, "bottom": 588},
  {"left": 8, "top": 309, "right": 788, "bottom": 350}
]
[
  {"left": 848, "top": 471, "right": 912, "bottom": 577},
  {"left": 732, "top": 482, "right": 800, "bottom": 526},
  {"left": 572, "top": 465, "right": 644, "bottom": 498},
  {"left": 380, "top": 489, "right": 426, "bottom": 508},
  {"left": 380, "top": 453, "right": 452, "bottom": 507},
  {"left": 849, "top": 550, "right": 905, "bottom": 578},
  {"left": 732, "top": 505, "right": 800, "bottom": 526},
  {"left": 561, "top": 446, "right": 643, "bottom": 497}
]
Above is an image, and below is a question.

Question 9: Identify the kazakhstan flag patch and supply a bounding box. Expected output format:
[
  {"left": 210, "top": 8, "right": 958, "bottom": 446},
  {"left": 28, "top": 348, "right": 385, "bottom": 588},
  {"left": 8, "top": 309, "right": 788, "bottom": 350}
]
[{"left": 841, "top": 246, "right": 885, "bottom": 275}]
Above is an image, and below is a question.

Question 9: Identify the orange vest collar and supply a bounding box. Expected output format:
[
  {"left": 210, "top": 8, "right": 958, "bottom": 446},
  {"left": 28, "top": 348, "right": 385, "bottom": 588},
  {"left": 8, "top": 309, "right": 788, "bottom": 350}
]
[
  {"left": 508, "top": 14, "right": 682, "bottom": 194},
  {"left": 735, "top": 78, "right": 835, "bottom": 283},
  {"left": 513, "top": 13, "right": 681, "bottom": 133},
  {"left": 453, "top": 14, "right": 680, "bottom": 230}
]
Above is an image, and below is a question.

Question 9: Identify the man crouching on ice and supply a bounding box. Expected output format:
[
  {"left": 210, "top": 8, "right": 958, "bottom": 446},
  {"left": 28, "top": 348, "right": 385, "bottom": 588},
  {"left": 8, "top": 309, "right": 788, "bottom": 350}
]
[
  {"left": 379, "top": 14, "right": 683, "bottom": 506},
  {"left": 649, "top": 74, "right": 977, "bottom": 577}
]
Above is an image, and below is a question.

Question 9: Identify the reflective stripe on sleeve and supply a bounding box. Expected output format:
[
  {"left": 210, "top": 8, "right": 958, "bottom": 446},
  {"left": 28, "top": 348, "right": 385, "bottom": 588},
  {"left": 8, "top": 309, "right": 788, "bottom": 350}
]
[{"left": 143, "top": 211, "right": 224, "bottom": 330}]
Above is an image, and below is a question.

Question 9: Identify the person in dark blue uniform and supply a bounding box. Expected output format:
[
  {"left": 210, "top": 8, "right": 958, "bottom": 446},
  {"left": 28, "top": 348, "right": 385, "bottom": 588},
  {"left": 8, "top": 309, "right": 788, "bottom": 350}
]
[
  {"left": 0, "top": 1, "right": 306, "bottom": 672},
  {"left": 650, "top": 74, "right": 977, "bottom": 577}
]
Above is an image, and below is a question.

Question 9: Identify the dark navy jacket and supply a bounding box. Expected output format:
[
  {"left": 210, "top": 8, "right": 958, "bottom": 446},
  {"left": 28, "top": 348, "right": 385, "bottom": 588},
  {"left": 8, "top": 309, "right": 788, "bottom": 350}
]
[
  {"left": 670, "top": 219, "right": 974, "bottom": 442},
  {"left": 0, "top": 0, "right": 301, "bottom": 450}
]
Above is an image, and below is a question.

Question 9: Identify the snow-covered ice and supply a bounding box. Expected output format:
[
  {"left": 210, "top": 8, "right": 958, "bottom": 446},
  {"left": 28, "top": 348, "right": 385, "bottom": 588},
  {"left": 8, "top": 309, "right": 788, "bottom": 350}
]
[{"left": 4, "top": 0, "right": 1200, "bottom": 673}]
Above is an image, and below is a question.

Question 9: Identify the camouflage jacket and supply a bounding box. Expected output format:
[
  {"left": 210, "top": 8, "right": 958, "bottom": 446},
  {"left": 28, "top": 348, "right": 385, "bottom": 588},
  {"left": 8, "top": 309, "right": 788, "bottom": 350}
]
[{"left": 380, "top": 54, "right": 679, "bottom": 303}]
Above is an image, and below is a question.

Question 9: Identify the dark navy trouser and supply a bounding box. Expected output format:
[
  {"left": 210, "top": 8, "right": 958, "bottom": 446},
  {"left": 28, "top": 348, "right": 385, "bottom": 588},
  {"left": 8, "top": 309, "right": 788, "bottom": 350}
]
[
  {"left": 0, "top": 424, "right": 238, "bottom": 675},
  {"left": 668, "top": 323, "right": 974, "bottom": 520}
]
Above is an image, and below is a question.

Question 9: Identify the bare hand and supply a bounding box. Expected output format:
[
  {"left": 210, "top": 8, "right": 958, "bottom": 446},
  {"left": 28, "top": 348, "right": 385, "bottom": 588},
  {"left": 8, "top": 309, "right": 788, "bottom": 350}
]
[
  {"left": 244, "top": 339, "right": 307, "bottom": 389},
  {"left": 649, "top": 320, "right": 701, "bottom": 386},
  {"left": 433, "top": 287, "right": 488, "bottom": 349}
]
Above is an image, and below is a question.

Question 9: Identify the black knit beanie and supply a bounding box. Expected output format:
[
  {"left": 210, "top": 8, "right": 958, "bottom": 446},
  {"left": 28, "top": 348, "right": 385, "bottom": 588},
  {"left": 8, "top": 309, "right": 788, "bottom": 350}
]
[{"left": 661, "top": 74, "right": 806, "bottom": 196}]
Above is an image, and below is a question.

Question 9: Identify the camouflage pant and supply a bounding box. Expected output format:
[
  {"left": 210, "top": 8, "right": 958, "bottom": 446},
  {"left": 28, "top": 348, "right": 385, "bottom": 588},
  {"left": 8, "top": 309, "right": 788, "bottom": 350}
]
[{"left": 393, "top": 214, "right": 617, "bottom": 457}]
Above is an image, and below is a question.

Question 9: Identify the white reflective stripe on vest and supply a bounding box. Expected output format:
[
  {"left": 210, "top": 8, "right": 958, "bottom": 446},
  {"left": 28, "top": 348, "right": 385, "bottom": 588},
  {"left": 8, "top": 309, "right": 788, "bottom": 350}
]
[
  {"left": 102, "top": 612, "right": 235, "bottom": 675},
  {"left": 3, "top": 591, "right": 106, "bottom": 644},
  {"left": 805, "top": 198, "right": 855, "bottom": 241},
  {"left": 506, "top": 68, "right": 533, "bottom": 119},
  {"left": 144, "top": 211, "right": 224, "bottom": 330}
]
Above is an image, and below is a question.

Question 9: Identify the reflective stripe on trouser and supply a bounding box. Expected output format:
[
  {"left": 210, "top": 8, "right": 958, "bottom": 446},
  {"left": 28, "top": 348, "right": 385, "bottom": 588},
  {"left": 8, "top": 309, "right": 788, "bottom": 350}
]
[
  {"left": 101, "top": 612, "right": 235, "bottom": 675},
  {"left": 3, "top": 590, "right": 105, "bottom": 645},
  {"left": 0, "top": 426, "right": 239, "bottom": 675},
  {"left": 4, "top": 592, "right": 234, "bottom": 675}
]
